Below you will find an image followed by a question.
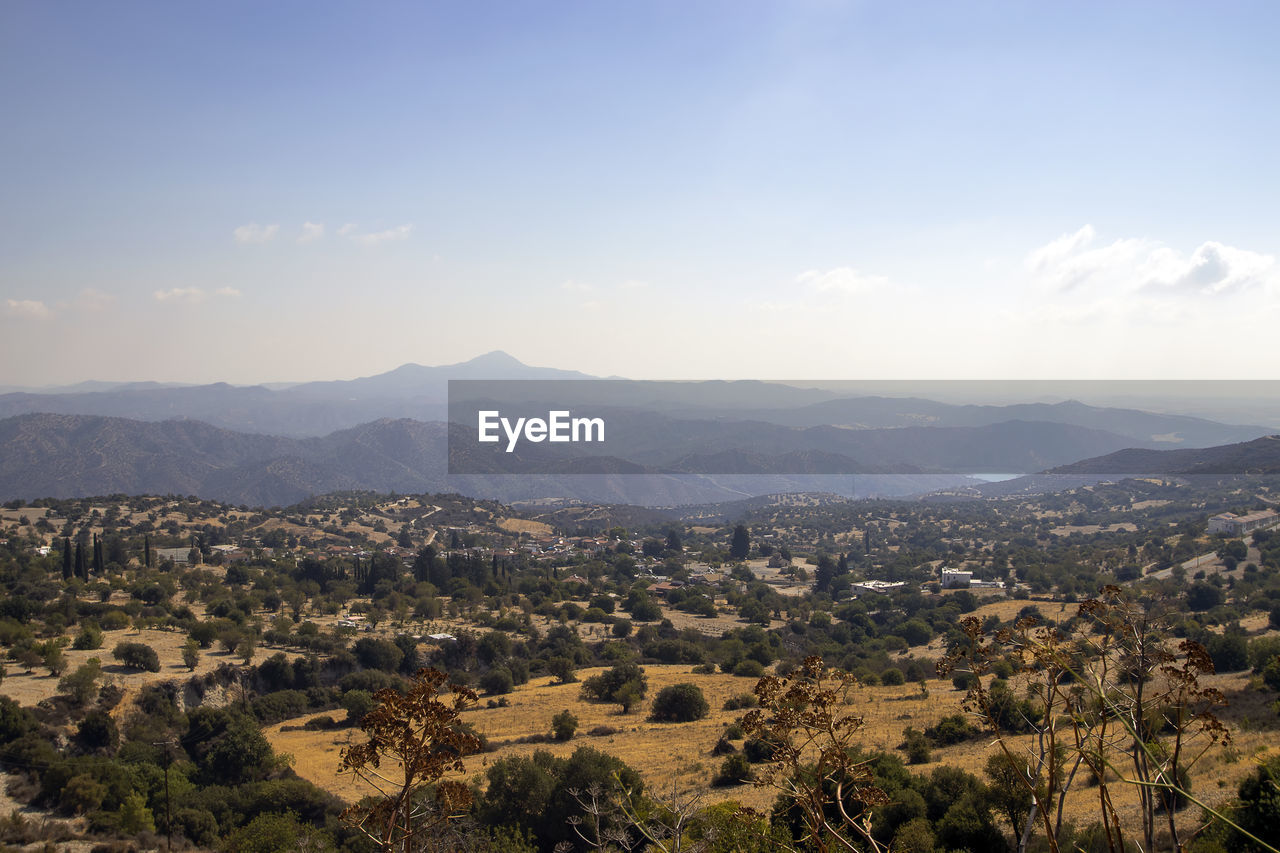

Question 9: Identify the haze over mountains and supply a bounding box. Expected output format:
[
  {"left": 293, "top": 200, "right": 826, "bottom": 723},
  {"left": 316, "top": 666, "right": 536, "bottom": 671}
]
[
  {"left": 0, "top": 351, "right": 591, "bottom": 437},
  {"left": 1, "top": 353, "right": 1276, "bottom": 506}
]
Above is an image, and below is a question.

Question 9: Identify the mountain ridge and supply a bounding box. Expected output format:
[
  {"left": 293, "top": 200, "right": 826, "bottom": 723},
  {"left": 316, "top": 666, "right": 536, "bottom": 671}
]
[
  {"left": 1049, "top": 434, "right": 1280, "bottom": 476},
  {"left": 0, "top": 352, "right": 590, "bottom": 436}
]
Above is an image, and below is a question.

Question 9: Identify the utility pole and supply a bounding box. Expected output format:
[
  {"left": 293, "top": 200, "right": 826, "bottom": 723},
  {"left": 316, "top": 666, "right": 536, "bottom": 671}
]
[{"left": 152, "top": 740, "right": 174, "bottom": 853}]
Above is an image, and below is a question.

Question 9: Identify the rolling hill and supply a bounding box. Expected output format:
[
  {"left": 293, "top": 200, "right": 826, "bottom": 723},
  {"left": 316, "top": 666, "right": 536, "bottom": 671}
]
[{"left": 1049, "top": 434, "right": 1280, "bottom": 476}]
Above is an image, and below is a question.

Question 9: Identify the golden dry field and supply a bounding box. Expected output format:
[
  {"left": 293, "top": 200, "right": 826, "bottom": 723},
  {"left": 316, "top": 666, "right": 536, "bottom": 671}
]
[
  {"left": 271, "top": 665, "right": 783, "bottom": 809},
  {"left": 0, "top": 626, "right": 252, "bottom": 710},
  {"left": 497, "top": 517, "right": 554, "bottom": 536},
  {"left": 268, "top": 657, "right": 1280, "bottom": 840},
  {"left": 1049, "top": 522, "right": 1140, "bottom": 536}
]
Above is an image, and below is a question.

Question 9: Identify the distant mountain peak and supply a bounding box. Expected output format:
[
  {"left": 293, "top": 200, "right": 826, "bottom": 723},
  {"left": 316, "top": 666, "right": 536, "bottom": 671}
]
[{"left": 453, "top": 350, "right": 526, "bottom": 369}]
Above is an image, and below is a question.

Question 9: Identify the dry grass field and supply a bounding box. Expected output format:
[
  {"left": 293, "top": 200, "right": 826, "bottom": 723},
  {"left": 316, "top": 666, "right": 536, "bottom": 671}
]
[
  {"left": 1048, "top": 522, "right": 1139, "bottom": 536},
  {"left": 0, "top": 625, "right": 253, "bottom": 710},
  {"left": 271, "top": 665, "right": 784, "bottom": 809},
  {"left": 497, "top": 517, "right": 554, "bottom": 536},
  {"left": 656, "top": 605, "right": 782, "bottom": 635},
  {"left": 268, "top": 623, "right": 1280, "bottom": 842},
  {"left": 742, "top": 557, "right": 813, "bottom": 598},
  {"left": 0, "top": 507, "right": 54, "bottom": 524},
  {"left": 268, "top": 660, "right": 1280, "bottom": 825}
]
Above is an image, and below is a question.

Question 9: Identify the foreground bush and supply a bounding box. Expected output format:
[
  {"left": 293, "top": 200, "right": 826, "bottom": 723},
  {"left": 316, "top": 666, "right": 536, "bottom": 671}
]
[{"left": 649, "top": 683, "right": 709, "bottom": 722}]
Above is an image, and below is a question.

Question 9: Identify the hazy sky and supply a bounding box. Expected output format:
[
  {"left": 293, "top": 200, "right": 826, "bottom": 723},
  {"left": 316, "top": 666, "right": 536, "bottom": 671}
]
[{"left": 3, "top": 1, "right": 1279, "bottom": 385}]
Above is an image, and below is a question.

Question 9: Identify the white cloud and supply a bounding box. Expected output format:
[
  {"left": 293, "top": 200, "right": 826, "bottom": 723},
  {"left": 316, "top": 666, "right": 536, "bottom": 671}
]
[
  {"left": 1026, "top": 224, "right": 1277, "bottom": 297},
  {"left": 338, "top": 223, "right": 358, "bottom": 237},
  {"left": 298, "top": 222, "right": 325, "bottom": 243},
  {"left": 795, "top": 267, "right": 888, "bottom": 294},
  {"left": 346, "top": 224, "right": 412, "bottom": 246},
  {"left": 233, "top": 223, "right": 279, "bottom": 244},
  {"left": 1025, "top": 224, "right": 1097, "bottom": 272},
  {"left": 215, "top": 286, "right": 241, "bottom": 298},
  {"left": 4, "top": 299, "right": 50, "bottom": 318},
  {"left": 1141, "top": 241, "right": 1275, "bottom": 295},
  {"left": 561, "top": 280, "right": 594, "bottom": 293},
  {"left": 154, "top": 287, "right": 207, "bottom": 303},
  {"left": 1024, "top": 225, "right": 1152, "bottom": 292}
]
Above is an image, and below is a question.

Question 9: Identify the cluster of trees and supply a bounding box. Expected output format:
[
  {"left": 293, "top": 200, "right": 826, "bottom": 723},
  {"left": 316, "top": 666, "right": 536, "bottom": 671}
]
[{"left": 0, "top": 683, "right": 362, "bottom": 850}]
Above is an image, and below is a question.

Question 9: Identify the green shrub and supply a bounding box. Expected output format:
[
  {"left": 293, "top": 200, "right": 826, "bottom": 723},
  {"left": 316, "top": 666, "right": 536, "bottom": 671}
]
[
  {"left": 58, "top": 659, "right": 102, "bottom": 706},
  {"left": 111, "top": 642, "right": 160, "bottom": 672},
  {"left": 189, "top": 621, "right": 219, "bottom": 649},
  {"left": 173, "top": 807, "right": 219, "bottom": 847},
  {"left": 903, "top": 727, "right": 931, "bottom": 764},
  {"left": 72, "top": 623, "right": 103, "bottom": 651},
  {"left": 251, "top": 690, "right": 309, "bottom": 724},
  {"left": 712, "top": 753, "right": 752, "bottom": 786},
  {"left": 551, "top": 710, "right": 578, "bottom": 742},
  {"left": 480, "top": 667, "right": 514, "bottom": 696},
  {"left": 743, "top": 737, "right": 775, "bottom": 763},
  {"left": 580, "top": 663, "right": 647, "bottom": 713},
  {"left": 98, "top": 610, "right": 130, "bottom": 631},
  {"left": 628, "top": 598, "right": 662, "bottom": 622},
  {"left": 59, "top": 774, "right": 106, "bottom": 815},
  {"left": 650, "top": 683, "right": 709, "bottom": 722},
  {"left": 925, "top": 713, "right": 978, "bottom": 745},
  {"left": 341, "top": 690, "right": 375, "bottom": 725}
]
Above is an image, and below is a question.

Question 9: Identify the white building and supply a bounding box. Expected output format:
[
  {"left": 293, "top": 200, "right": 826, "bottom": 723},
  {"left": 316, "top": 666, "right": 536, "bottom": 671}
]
[
  {"left": 941, "top": 569, "right": 973, "bottom": 589},
  {"left": 1208, "top": 510, "right": 1280, "bottom": 537}
]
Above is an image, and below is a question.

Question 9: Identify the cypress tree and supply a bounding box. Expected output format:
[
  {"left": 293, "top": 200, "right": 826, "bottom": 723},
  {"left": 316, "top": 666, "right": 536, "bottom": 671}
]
[
  {"left": 75, "top": 540, "right": 86, "bottom": 580},
  {"left": 412, "top": 548, "right": 431, "bottom": 583},
  {"left": 815, "top": 554, "right": 836, "bottom": 593},
  {"left": 62, "top": 538, "right": 72, "bottom": 580},
  {"left": 93, "top": 534, "right": 104, "bottom": 575},
  {"left": 730, "top": 524, "right": 750, "bottom": 560}
]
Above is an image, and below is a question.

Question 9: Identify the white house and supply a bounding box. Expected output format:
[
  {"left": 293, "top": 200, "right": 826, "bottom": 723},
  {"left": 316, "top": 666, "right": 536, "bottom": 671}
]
[{"left": 1208, "top": 510, "right": 1280, "bottom": 537}]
